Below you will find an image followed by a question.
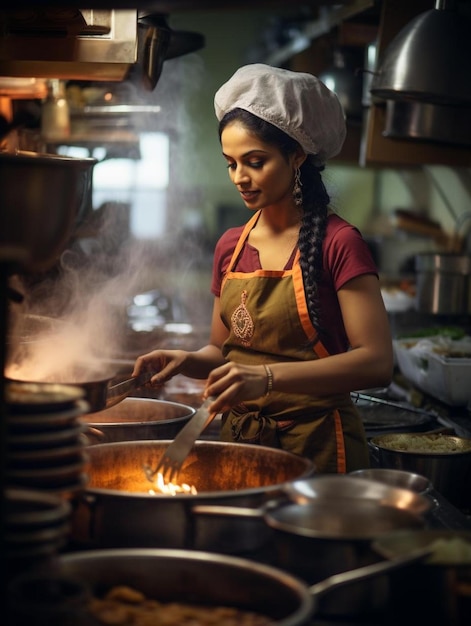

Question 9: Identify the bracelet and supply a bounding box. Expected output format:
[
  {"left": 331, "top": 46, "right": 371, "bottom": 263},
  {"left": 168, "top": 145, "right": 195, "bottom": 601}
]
[{"left": 264, "top": 364, "right": 273, "bottom": 396}]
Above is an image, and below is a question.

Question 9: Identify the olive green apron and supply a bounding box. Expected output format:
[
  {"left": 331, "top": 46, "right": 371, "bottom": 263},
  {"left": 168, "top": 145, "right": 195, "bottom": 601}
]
[{"left": 219, "top": 210, "right": 369, "bottom": 474}]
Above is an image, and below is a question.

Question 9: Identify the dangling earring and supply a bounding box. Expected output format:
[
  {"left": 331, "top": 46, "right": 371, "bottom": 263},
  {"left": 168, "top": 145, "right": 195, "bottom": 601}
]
[{"left": 293, "top": 167, "right": 303, "bottom": 207}]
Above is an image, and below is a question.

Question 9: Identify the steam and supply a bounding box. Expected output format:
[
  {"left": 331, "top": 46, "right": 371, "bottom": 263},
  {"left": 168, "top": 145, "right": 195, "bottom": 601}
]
[{"left": 6, "top": 54, "right": 213, "bottom": 384}]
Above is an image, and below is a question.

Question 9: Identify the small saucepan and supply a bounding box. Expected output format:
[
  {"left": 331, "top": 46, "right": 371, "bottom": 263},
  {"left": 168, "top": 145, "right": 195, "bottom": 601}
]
[{"left": 193, "top": 476, "right": 432, "bottom": 615}]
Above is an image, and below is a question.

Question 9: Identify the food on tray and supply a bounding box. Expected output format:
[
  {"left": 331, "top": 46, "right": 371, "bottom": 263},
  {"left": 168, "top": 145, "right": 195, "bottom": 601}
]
[
  {"left": 376, "top": 434, "right": 471, "bottom": 454},
  {"left": 426, "top": 536, "right": 471, "bottom": 565},
  {"left": 88, "top": 585, "right": 274, "bottom": 625}
]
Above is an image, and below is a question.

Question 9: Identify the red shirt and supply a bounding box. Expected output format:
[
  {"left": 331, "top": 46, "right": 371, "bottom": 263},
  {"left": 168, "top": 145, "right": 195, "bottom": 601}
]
[{"left": 211, "top": 213, "right": 378, "bottom": 355}]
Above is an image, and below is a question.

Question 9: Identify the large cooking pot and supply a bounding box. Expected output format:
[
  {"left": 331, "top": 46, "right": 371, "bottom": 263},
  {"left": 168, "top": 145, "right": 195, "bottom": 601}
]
[
  {"left": 70, "top": 440, "right": 315, "bottom": 553},
  {"left": 373, "top": 529, "right": 471, "bottom": 625},
  {"left": 0, "top": 150, "right": 96, "bottom": 272},
  {"left": 83, "top": 397, "right": 196, "bottom": 444},
  {"left": 52, "top": 547, "right": 430, "bottom": 625},
  {"left": 369, "top": 432, "right": 471, "bottom": 511}
]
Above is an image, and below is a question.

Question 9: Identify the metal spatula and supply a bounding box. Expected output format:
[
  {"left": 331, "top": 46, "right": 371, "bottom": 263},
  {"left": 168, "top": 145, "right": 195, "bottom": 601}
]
[
  {"left": 143, "top": 396, "right": 217, "bottom": 484},
  {"left": 106, "top": 371, "right": 153, "bottom": 409}
]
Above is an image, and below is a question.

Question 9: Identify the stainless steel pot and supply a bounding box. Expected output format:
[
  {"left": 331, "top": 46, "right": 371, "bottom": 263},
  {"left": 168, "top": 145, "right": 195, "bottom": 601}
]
[
  {"left": 369, "top": 432, "right": 471, "bottom": 511},
  {"left": 0, "top": 150, "right": 96, "bottom": 271},
  {"left": 70, "top": 440, "right": 315, "bottom": 553},
  {"left": 192, "top": 476, "right": 431, "bottom": 586},
  {"left": 415, "top": 253, "right": 471, "bottom": 315},
  {"left": 83, "top": 397, "right": 196, "bottom": 444},
  {"left": 374, "top": 529, "right": 471, "bottom": 626},
  {"left": 56, "top": 547, "right": 431, "bottom": 625}
]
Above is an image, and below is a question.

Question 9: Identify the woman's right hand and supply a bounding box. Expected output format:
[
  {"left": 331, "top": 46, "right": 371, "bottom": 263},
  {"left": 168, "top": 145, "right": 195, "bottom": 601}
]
[{"left": 132, "top": 349, "right": 189, "bottom": 389}]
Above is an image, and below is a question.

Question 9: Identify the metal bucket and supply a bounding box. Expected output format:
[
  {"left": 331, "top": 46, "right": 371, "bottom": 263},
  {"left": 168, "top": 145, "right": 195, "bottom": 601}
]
[{"left": 415, "top": 253, "right": 471, "bottom": 315}]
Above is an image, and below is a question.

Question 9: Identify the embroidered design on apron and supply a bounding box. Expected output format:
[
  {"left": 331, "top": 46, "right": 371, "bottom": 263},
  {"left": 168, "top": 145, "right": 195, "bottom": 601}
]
[{"left": 230, "top": 289, "right": 254, "bottom": 347}]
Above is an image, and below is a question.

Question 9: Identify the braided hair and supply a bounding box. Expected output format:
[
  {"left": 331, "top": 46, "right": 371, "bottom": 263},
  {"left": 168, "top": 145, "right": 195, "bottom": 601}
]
[{"left": 218, "top": 108, "right": 330, "bottom": 334}]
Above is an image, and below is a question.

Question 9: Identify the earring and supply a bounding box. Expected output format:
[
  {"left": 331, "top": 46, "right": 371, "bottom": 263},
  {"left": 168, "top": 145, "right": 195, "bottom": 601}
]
[{"left": 293, "top": 167, "right": 303, "bottom": 207}]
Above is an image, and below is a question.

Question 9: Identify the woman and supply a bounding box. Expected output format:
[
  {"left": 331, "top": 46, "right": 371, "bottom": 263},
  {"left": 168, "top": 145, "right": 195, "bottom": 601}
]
[{"left": 133, "top": 63, "right": 393, "bottom": 473}]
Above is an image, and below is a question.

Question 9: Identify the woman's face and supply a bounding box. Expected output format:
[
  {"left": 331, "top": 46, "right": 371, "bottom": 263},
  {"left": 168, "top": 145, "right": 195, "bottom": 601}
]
[{"left": 220, "top": 121, "right": 301, "bottom": 210}]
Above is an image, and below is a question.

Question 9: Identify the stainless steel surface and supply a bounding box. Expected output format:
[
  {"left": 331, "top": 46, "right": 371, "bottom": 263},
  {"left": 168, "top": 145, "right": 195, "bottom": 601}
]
[
  {"left": 349, "top": 468, "right": 432, "bottom": 494},
  {"left": 70, "top": 440, "right": 314, "bottom": 553},
  {"left": 143, "top": 396, "right": 217, "bottom": 483},
  {"left": 373, "top": 529, "right": 471, "bottom": 625},
  {"left": 105, "top": 371, "right": 153, "bottom": 408},
  {"left": 0, "top": 10, "right": 138, "bottom": 82},
  {"left": 383, "top": 99, "right": 471, "bottom": 147},
  {"left": 371, "top": 1, "right": 471, "bottom": 106},
  {"left": 415, "top": 253, "right": 471, "bottom": 314},
  {"left": 83, "top": 397, "right": 196, "bottom": 444},
  {"left": 0, "top": 150, "right": 96, "bottom": 272},
  {"left": 369, "top": 432, "right": 471, "bottom": 511},
  {"left": 59, "top": 548, "right": 314, "bottom": 626},
  {"left": 283, "top": 475, "right": 432, "bottom": 517}
]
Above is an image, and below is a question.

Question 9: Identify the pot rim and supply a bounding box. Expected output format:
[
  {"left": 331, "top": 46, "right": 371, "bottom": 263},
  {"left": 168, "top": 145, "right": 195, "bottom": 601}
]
[
  {"left": 83, "top": 440, "right": 315, "bottom": 499},
  {"left": 84, "top": 398, "right": 196, "bottom": 427}
]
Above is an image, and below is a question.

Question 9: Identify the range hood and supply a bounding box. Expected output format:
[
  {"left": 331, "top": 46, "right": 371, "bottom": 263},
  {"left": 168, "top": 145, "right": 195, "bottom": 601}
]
[
  {"left": 0, "top": 9, "right": 138, "bottom": 82},
  {"left": 0, "top": 8, "right": 204, "bottom": 86},
  {"left": 370, "top": 0, "right": 471, "bottom": 105}
]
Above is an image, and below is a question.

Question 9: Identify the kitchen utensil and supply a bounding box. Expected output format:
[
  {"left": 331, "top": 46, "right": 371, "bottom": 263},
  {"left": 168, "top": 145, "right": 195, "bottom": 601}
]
[
  {"left": 83, "top": 398, "right": 196, "bottom": 444},
  {"left": 415, "top": 253, "right": 471, "bottom": 315},
  {"left": 70, "top": 440, "right": 314, "bottom": 553},
  {"left": 0, "top": 150, "right": 96, "bottom": 272},
  {"left": 373, "top": 529, "right": 471, "bottom": 625},
  {"left": 281, "top": 474, "right": 432, "bottom": 516},
  {"left": 192, "top": 477, "right": 431, "bottom": 585},
  {"left": 349, "top": 468, "right": 432, "bottom": 494},
  {"left": 369, "top": 432, "right": 471, "bottom": 511},
  {"left": 105, "top": 371, "right": 154, "bottom": 409},
  {"left": 143, "top": 396, "right": 217, "bottom": 484},
  {"left": 57, "top": 546, "right": 431, "bottom": 625},
  {"left": 8, "top": 371, "right": 154, "bottom": 414}
]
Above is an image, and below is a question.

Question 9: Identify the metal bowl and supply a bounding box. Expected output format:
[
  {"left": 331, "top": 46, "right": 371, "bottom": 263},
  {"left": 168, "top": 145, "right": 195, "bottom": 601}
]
[
  {"left": 82, "top": 397, "right": 196, "bottom": 443},
  {"left": 0, "top": 150, "right": 96, "bottom": 271}
]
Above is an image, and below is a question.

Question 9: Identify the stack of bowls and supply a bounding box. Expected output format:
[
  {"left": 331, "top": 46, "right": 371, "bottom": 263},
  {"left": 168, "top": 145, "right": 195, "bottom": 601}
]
[
  {"left": 5, "top": 488, "right": 72, "bottom": 577},
  {"left": 6, "top": 382, "right": 90, "bottom": 500}
]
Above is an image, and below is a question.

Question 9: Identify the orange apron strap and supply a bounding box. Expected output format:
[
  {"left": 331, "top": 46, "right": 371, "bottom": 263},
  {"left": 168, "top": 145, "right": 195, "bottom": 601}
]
[
  {"left": 333, "top": 408, "right": 347, "bottom": 473},
  {"left": 221, "top": 211, "right": 261, "bottom": 293},
  {"left": 292, "top": 250, "right": 330, "bottom": 358}
]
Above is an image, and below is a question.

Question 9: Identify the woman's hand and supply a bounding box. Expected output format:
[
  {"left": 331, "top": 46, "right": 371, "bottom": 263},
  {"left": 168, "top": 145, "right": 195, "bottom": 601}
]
[
  {"left": 132, "top": 349, "right": 188, "bottom": 389},
  {"left": 204, "top": 361, "right": 269, "bottom": 413}
]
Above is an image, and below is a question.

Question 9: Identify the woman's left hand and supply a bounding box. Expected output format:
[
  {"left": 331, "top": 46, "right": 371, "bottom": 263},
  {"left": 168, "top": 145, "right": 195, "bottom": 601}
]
[{"left": 204, "top": 361, "right": 269, "bottom": 413}]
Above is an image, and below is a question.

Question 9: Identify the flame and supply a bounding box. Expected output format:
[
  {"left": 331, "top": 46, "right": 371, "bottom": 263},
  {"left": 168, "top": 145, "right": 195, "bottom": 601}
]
[{"left": 148, "top": 472, "right": 197, "bottom": 496}]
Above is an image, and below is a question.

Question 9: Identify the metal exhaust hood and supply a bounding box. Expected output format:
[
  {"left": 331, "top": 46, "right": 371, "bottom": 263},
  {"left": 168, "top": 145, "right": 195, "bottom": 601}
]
[
  {"left": 0, "top": 9, "right": 138, "bottom": 82},
  {"left": 370, "top": 0, "right": 471, "bottom": 106}
]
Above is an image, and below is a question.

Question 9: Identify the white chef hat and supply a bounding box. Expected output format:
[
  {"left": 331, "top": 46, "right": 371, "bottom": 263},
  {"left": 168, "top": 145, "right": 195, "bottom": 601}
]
[{"left": 214, "top": 63, "right": 346, "bottom": 165}]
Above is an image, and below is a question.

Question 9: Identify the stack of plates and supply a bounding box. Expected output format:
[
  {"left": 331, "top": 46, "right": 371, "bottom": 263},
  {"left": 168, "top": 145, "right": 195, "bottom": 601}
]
[
  {"left": 6, "top": 382, "right": 90, "bottom": 499},
  {"left": 5, "top": 488, "right": 72, "bottom": 575}
]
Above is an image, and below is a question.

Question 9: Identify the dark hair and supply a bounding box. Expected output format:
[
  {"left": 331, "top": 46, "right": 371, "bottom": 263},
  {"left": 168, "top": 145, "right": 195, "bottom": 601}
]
[{"left": 219, "top": 108, "right": 330, "bottom": 334}]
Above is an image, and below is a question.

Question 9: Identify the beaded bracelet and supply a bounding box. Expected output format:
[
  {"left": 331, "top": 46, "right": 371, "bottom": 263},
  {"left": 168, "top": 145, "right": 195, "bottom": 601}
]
[{"left": 264, "top": 364, "right": 273, "bottom": 396}]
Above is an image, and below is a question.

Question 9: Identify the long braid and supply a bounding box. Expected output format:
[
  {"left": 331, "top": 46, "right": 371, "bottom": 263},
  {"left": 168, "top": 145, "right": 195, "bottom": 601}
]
[{"left": 297, "top": 156, "right": 330, "bottom": 334}]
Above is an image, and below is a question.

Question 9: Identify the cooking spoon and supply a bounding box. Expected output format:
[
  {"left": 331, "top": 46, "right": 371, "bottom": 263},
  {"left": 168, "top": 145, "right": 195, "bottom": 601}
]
[{"left": 143, "top": 396, "right": 217, "bottom": 484}]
